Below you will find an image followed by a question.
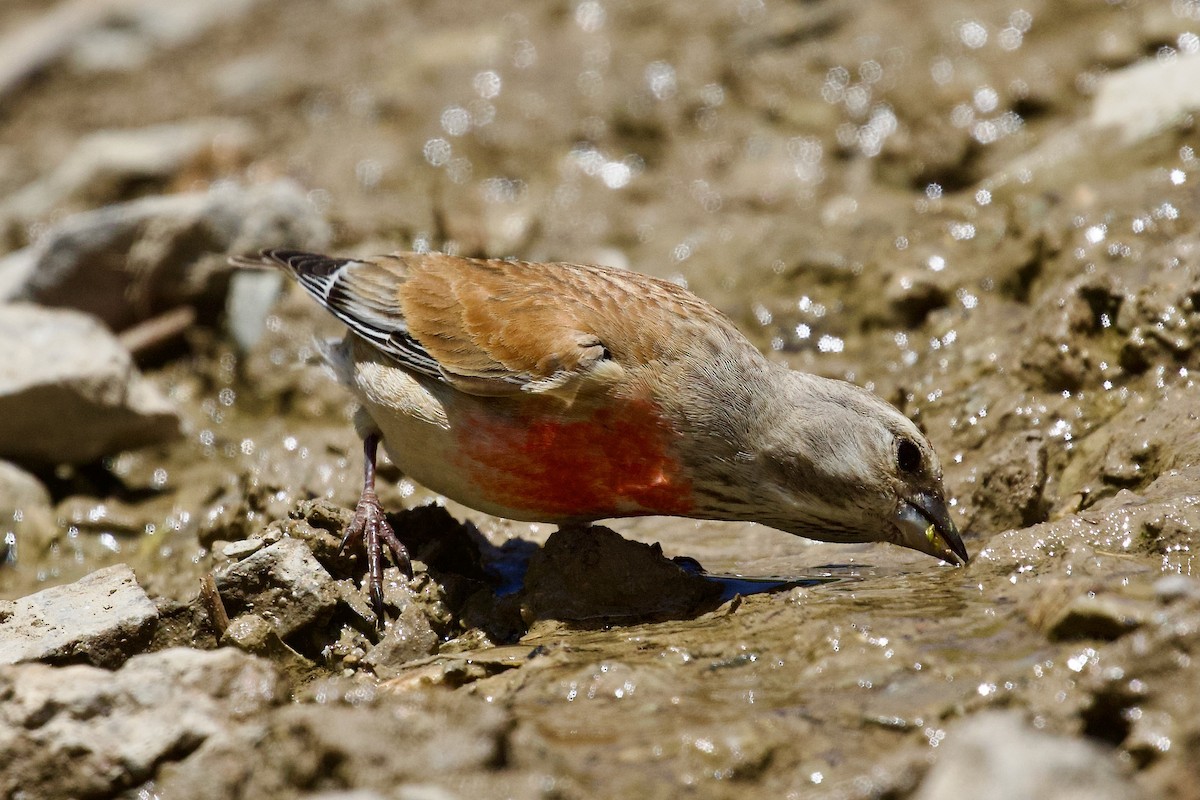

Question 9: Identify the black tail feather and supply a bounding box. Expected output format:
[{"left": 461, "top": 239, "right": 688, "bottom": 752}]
[{"left": 228, "top": 249, "right": 350, "bottom": 278}]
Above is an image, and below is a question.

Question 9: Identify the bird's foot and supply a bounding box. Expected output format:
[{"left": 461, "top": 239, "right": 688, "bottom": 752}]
[{"left": 339, "top": 490, "right": 413, "bottom": 627}]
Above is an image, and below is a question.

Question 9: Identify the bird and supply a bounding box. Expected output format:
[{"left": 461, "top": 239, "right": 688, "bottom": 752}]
[{"left": 232, "top": 248, "right": 968, "bottom": 621}]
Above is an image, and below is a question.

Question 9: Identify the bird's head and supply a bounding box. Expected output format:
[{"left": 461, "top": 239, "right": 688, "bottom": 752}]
[{"left": 709, "top": 369, "right": 968, "bottom": 566}]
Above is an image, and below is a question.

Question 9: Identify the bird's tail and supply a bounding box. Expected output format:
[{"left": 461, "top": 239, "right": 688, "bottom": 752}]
[
  {"left": 228, "top": 249, "right": 348, "bottom": 279},
  {"left": 227, "top": 250, "right": 276, "bottom": 271}
]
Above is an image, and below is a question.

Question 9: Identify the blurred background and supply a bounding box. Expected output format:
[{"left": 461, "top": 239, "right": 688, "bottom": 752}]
[{"left": 2, "top": 1, "right": 1200, "bottom": 798}]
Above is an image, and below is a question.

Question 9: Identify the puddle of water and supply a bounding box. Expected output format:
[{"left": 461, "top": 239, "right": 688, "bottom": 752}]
[{"left": 685, "top": 562, "right": 853, "bottom": 602}]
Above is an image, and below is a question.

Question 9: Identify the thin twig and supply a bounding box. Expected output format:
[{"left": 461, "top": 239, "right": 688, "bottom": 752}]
[
  {"left": 117, "top": 305, "right": 196, "bottom": 356},
  {"left": 199, "top": 573, "right": 230, "bottom": 636}
]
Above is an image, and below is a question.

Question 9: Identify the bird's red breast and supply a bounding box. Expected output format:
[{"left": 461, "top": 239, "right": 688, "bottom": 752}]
[{"left": 452, "top": 397, "right": 695, "bottom": 520}]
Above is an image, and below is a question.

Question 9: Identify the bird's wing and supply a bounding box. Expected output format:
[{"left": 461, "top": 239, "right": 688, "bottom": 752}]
[
  {"left": 246, "top": 249, "right": 687, "bottom": 398},
  {"left": 243, "top": 249, "right": 446, "bottom": 380}
]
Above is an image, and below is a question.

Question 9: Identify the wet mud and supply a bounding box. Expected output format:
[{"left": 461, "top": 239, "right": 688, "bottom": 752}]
[{"left": 3, "top": 1, "right": 1200, "bottom": 798}]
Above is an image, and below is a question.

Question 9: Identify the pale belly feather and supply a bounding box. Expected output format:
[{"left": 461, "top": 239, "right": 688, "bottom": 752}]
[{"left": 328, "top": 336, "right": 694, "bottom": 524}]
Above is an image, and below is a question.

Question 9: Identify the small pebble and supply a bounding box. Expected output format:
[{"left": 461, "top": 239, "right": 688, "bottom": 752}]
[
  {"left": 1154, "top": 575, "right": 1200, "bottom": 603},
  {"left": 222, "top": 539, "right": 264, "bottom": 560}
]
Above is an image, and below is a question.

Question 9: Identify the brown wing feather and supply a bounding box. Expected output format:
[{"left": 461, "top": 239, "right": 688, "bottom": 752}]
[
  {"left": 398, "top": 255, "right": 600, "bottom": 380},
  {"left": 393, "top": 253, "right": 744, "bottom": 391},
  {"left": 250, "top": 249, "right": 746, "bottom": 397}
]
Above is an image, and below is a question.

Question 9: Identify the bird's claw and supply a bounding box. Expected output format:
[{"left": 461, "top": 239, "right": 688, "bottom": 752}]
[{"left": 341, "top": 491, "right": 412, "bottom": 628}]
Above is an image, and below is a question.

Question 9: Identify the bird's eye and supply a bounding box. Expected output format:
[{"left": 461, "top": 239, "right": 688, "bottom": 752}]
[{"left": 897, "top": 438, "right": 922, "bottom": 474}]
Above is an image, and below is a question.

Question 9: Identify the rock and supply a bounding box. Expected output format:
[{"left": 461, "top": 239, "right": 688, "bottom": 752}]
[
  {"left": 0, "top": 304, "right": 180, "bottom": 465},
  {"left": 1153, "top": 575, "right": 1200, "bottom": 603},
  {"left": 221, "top": 538, "right": 264, "bottom": 560},
  {"left": 66, "top": 25, "right": 155, "bottom": 73},
  {"left": 915, "top": 711, "right": 1138, "bottom": 800},
  {"left": 0, "top": 0, "right": 124, "bottom": 102},
  {"left": 214, "top": 537, "right": 340, "bottom": 639},
  {"left": 69, "top": 0, "right": 260, "bottom": 73},
  {"left": 0, "top": 647, "right": 283, "bottom": 800},
  {"left": 211, "top": 54, "right": 284, "bottom": 103},
  {"left": 0, "top": 0, "right": 262, "bottom": 102},
  {"left": 264, "top": 515, "right": 345, "bottom": 565},
  {"left": 0, "top": 246, "right": 35, "bottom": 300},
  {"left": 225, "top": 268, "right": 285, "bottom": 351},
  {"left": 1092, "top": 51, "right": 1200, "bottom": 144},
  {"left": 334, "top": 577, "right": 380, "bottom": 631},
  {"left": 0, "top": 118, "right": 254, "bottom": 232},
  {"left": 519, "top": 525, "right": 723, "bottom": 622},
  {"left": 155, "top": 692, "right": 509, "bottom": 798},
  {"left": 1046, "top": 594, "right": 1151, "bottom": 642},
  {"left": 0, "top": 563, "right": 158, "bottom": 668},
  {"left": 0, "top": 459, "right": 56, "bottom": 561},
  {"left": 221, "top": 613, "right": 311, "bottom": 667},
  {"left": 5, "top": 180, "right": 329, "bottom": 331},
  {"left": 363, "top": 597, "right": 441, "bottom": 679}
]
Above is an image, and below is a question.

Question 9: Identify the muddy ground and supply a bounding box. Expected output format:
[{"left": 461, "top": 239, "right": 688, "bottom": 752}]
[{"left": 3, "top": 0, "right": 1200, "bottom": 798}]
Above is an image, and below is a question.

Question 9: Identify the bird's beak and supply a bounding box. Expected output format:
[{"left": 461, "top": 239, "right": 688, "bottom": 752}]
[{"left": 894, "top": 492, "right": 969, "bottom": 566}]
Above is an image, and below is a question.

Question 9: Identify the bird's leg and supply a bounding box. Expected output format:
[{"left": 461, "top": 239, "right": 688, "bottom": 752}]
[{"left": 340, "top": 433, "right": 413, "bottom": 625}]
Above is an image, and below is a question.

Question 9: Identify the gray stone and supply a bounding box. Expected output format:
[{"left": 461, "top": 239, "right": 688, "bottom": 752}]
[
  {"left": 0, "top": 118, "right": 255, "bottom": 227},
  {"left": 0, "top": 304, "right": 180, "bottom": 465},
  {"left": 0, "top": 647, "right": 282, "bottom": 800},
  {"left": 396, "top": 788, "right": 463, "bottom": 800},
  {"left": 0, "top": 563, "right": 158, "bottom": 668},
  {"left": 1154, "top": 575, "right": 1200, "bottom": 603},
  {"left": 915, "top": 712, "right": 1138, "bottom": 800},
  {"left": 0, "top": 459, "right": 56, "bottom": 561},
  {"left": 0, "top": 0, "right": 262, "bottom": 102},
  {"left": 211, "top": 54, "right": 284, "bottom": 103},
  {"left": 71, "top": 0, "right": 259, "bottom": 70},
  {"left": 215, "top": 538, "right": 340, "bottom": 638},
  {"left": 0, "top": 0, "right": 120, "bottom": 102},
  {"left": 67, "top": 25, "right": 153, "bottom": 73},
  {"left": 335, "top": 575, "right": 379, "bottom": 629},
  {"left": 221, "top": 613, "right": 311, "bottom": 667},
  {"left": 155, "top": 693, "right": 508, "bottom": 798},
  {"left": 6, "top": 180, "right": 328, "bottom": 330},
  {"left": 220, "top": 538, "right": 264, "bottom": 560},
  {"left": 0, "top": 246, "right": 35, "bottom": 300},
  {"left": 225, "top": 268, "right": 285, "bottom": 351},
  {"left": 1092, "top": 51, "right": 1200, "bottom": 144},
  {"left": 363, "top": 598, "right": 440, "bottom": 679}
]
